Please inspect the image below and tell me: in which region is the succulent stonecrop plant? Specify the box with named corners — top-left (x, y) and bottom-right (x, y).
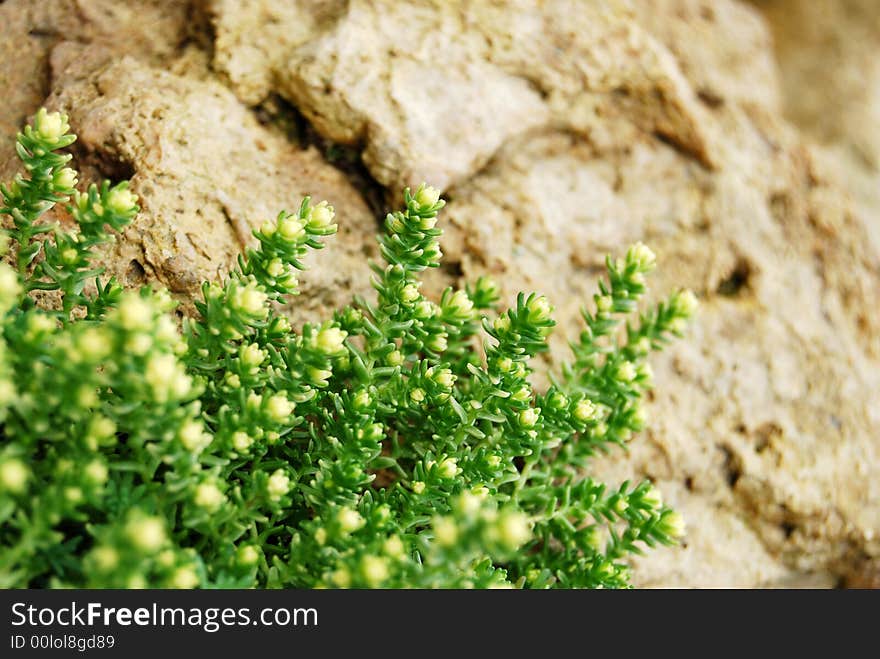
top-left (0, 109), bottom-right (696, 589)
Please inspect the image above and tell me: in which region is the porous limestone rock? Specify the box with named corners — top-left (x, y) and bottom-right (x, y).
top-left (0, 0), bottom-right (195, 181)
top-left (207, 0), bottom-right (717, 190)
top-left (44, 44), bottom-right (378, 323)
top-left (755, 0), bottom-right (880, 262)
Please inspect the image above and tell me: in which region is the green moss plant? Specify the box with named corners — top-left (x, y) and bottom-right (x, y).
top-left (0, 109), bottom-right (697, 588)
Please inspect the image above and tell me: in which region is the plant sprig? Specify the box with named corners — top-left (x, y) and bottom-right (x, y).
top-left (0, 109), bottom-right (696, 589)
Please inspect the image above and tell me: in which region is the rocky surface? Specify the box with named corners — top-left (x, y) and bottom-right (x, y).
top-left (2, 0), bottom-right (878, 587)
top-left (756, 0), bottom-right (880, 263)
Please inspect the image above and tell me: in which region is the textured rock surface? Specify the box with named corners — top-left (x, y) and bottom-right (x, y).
top-left (757, 0), bottom-right (880, 166)
top-left (1, 0), bottom-right (378, 324)
top-left (755, 0), bottom-right (880, 261)
top-left (0, 0), bottom-right (195, 181)
top-left (2, 0), bottom-right (879, 586)
top-left (208, 0), bottom-right (718, 190)
top-left (46, 44), bottom-right (378, 322)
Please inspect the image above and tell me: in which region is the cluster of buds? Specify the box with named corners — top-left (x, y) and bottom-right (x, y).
top-left (431, 495), bottom-right (532, 557)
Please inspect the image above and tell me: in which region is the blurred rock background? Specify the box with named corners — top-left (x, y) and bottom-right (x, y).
top-left (1, 0), bottom-right (878, 587)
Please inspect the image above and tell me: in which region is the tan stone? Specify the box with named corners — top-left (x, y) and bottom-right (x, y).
top-left (753, 0), bottom-right (880, 263)
top-left (207, 0), bottom-right (717, 190)
top-left (42, 40), bottom-right (378, 323)
top-left (756, 0), bottom-right (880, 166)
top-left (0, 0), bottom-right (195, 179)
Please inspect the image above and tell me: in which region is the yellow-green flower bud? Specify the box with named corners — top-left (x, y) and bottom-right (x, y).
top-left (548, 391), bottom-right (568, 410)
top-left (53, 167), bottom-right (78, 191)
top-left (145, 353), bottom-right (192, 403)
top-left (178, 419), bottom-right (211, 452)
top-left (658, 510), bottom-right (686, 538)
top-left (308, 366), bottom-right (332, 386)
top-left (360, 555), bottom-right (389, 587)
top-left (90, 546), bottom-right (119, 572)
top-left (437, 457), bottom-right (460, 479)
top-left (574, 399), bottom-right (598, 422)
top-left (239, 342), bottom-right (266, 369)
top-left (331, 568), bottom-right (351, 588)
top-left (116, 295), bottom-right (154, 331)
top-left (353, 390), bottom-right (372, 410)
top-left (383, 535), bottom-right (406, 560)
top-left (277, 215), bottom-right (305, 242)
top-left (628, 242), bottom-right (656, 271)
top-left (306, 201), bottom-right (335, 231)
top-left (518, 408), bottom-right (539, 428)
top-left (266, 469), bottom-right (291, 501)
top-left (230, 282), bottom-right (268, 318)
top-left (34, 109), bottom-right (69, 142)
top-left (316, 326), bottom-right (348, 355)
top-left (494, 315), bottom-right (511, 332)
top-left (671, 289), bottom-right (699, 317)
top-left (633, 336), bottom-right (652, 355)
top-left (337, 507), bottom-right (364, 534)
top-left (433, 516), bottom-right (458, 546)
top-left (643, 484), bottom-right (663, 511)
top-left (266, 258), bottom-right (285, 278)
top-left (526, 295), bottom-right (553, 324)
top-left (426, 332), bottom-right (447, 353)
top-left (444, 290), bottom-right (474, 318)
top-left (615, 361), bottom-right (637, 383)
top-left (236, 545), bottom-right (261, 567)
top-left (0, 458), bottom-right (29, 493)
top-left (84, 460), bottom-right (109, 486)
top-left (194, 482), bottom-right (225, 511)
top-left (497, 511), bottom-right (531, 550)
top-left (400, 284), bottom-right (420, 303)
top-left (266, 394), bottom-right (295, 423)
top-left (433, 368), bottom-right (455, 389)
top-left (106, 186), bottom-right (138, 215)
top-left (414, 300), bottom-right (436, 318)
top-left (511, 386), bottom-right (531, 402)
top-left (0, 263), bottom-right (22, 311)
top-left (88, 416), bottom-right (117, 445)
top-left (170, 566), bottom-right (199, 589)
top-left (630, 404), bottom-right (648, 429)
top-left (668, 317), bottom-right (687, 334)
top-left (231, 431), bottom-right (253, 453)
top-left (455, 492), bottom-right (481, 517)
top-left (126, 515), bottom-right (166, 552)
top-left (415, 184), bottom-right (441, 209)
top-left (495, 357), bottom-right (513, 372)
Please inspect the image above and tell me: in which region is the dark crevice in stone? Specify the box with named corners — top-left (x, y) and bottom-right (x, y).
top-left (256, 94), bottom-right (387, 222)
top-left (183, 0), bottom-right (216, 61)
top-left (125, 259), bottom-right (147, 287)
top-left (651, 130), bottom-right (711, 169)
top-left (75, 147), bottom-right (136, 184)
top-left (717, 258), bottom-right (752, 297)
top-left (441, 260), bottom-right (464, 281)
top-left (720, 445), bottom-right (742, 488)
top-left (697, 88), bottom-right (724, 109)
